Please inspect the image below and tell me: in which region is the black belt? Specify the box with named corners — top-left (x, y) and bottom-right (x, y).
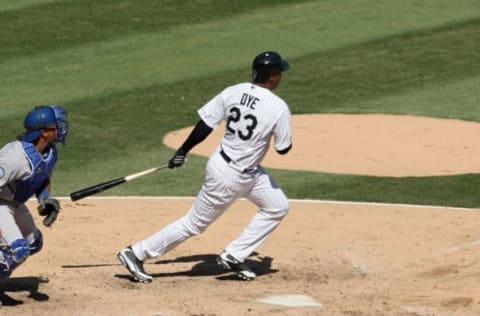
top-left (219, 149), bottom-right (256, 173)
top-left (219, 149), bottom-right (232, 163)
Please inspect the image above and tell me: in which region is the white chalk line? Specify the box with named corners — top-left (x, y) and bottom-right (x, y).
top-left (63, 195), bottom-right (479, 255)
top-left (257, 294), bottom-right (322, 307)
top-left (56, 196), bottom-right (478, 212)
top-left (446, 239), bottom-right (480, 253)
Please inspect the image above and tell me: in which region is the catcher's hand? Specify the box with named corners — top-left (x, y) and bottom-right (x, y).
top-left (168, 149), bottom-right (186, 169)
top-left (37, 197), bottom-right (61, 227)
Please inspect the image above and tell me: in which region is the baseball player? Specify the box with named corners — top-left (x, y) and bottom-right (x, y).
top-left (118, 51), bottom-right (292, 282)
top-left (0, 105), bottom-right (69, 286)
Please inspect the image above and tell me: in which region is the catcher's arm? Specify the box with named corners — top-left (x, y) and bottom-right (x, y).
top-left (35, 177), bottom-right (61, 227)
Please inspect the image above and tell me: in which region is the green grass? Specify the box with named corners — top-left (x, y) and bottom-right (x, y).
top-left (287, 18), bottom-right (480, 120)
top-left (1, 0), bottom-right (479, 207)
top-left (0, 0), bottom-right (60, 12)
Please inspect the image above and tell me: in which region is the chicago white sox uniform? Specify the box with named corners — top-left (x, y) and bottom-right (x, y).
top-left (132, 82), bottom-right (292, 263)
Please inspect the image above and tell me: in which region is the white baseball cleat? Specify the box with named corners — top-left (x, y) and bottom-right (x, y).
top-left (117, 246), bottom-right (153, 283)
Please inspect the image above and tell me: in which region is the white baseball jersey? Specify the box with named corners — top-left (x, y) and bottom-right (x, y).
top-left (199, 82), bottom-right (292, 170)
top-left (133, 82), bottom-right (292, 265)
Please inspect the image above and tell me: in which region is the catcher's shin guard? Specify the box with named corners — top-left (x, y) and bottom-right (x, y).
top-left (29, 231), bottom-right (43, 256)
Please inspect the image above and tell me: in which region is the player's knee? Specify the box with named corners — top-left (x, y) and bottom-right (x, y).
top-left (276, 195), bottom-right (290, 215)
top-left (11, 238), bottom-right (31, 264)
top-left (29, 231), bottom-right (43, 256)
top-left (264, 198), bottom-right (290, 219)
top-left (0, 238), bottom-right (31, 273)
top-left (280, 197), bottom-right (290, 216)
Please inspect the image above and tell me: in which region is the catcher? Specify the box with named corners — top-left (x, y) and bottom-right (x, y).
top-left (0, 105), bottom-right (69, 285)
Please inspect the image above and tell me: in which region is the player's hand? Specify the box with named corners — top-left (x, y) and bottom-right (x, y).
top-left (37, 197), bottom-right (61, 227)
top-left (168, 149), bottom-right (186, 169)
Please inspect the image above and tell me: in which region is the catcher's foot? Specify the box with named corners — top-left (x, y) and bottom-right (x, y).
top-left (117, 246), bottom-right (152, 283)
top-left (216, 251), bottom-right (256, 281)
top-left (0, 269), bottom-right (10, 286)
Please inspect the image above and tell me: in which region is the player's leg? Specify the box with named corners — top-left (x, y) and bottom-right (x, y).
top-left (223, 167), bottom-right (289, 264)
top-left (0, 204), bottom-right (32, 281)
top-left (15, 204), bottom-right (43, 256)
top-left (119, 152), bottom-right (244, 282)
top-left (132, 153), bottom-right (241, 261)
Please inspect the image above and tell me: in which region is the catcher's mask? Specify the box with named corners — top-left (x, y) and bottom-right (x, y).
top-left (50, 105), bottom-right (69, 144)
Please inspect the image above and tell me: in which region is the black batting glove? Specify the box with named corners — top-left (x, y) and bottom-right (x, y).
top-left (168, 149), bottom-right (186, 169)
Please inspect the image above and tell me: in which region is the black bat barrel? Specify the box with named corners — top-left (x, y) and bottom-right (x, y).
top-left (70, 177), bottom-right (126, 201)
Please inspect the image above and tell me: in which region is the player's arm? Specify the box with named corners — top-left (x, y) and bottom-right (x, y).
top-left (35, 176), bottom-right (61, 227)
top-left (273, 107), bottom-right (293, 155)
top-left (0, 150), bottom-right (29, 188)
top-left (168, 88), bottom-right (226, 169)
top-left (167, 120), bottom-right (213, 169)
top-left (35, 177), bottom-right (51, 201)
top-left (276, 144), bottom-right (292, 155)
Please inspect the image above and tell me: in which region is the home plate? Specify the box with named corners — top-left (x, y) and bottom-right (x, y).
top-left (257, 295), bottom-right (322, 307)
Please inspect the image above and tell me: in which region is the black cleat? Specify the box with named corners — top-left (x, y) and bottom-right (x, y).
top-left (216, 251), bottom-right (256, 280)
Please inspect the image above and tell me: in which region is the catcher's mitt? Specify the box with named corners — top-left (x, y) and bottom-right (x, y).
top-left (37, 197), bottom-right (61, 227)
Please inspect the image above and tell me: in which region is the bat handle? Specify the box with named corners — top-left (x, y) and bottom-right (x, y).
top-left (124, 164), bottom-right (169, 182)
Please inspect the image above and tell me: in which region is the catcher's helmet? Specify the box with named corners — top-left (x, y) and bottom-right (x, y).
top-left (252, 51), bottom-right (289, 82)
top-left (23, 106), bottom-right (57, 142)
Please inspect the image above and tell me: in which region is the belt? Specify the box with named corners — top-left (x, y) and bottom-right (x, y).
top-left (219, 150), bottom-right (256, 174)
top-left (219, 149), bottom-right (232, 163)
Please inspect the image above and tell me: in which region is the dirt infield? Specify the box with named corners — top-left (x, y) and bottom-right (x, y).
top-left (2, 198), bottom-right (479, 315)
top-left (164, 114), bottom-right (480, 177)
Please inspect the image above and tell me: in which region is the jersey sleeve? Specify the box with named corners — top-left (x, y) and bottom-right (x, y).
top-left (273, 106), bottom-right (292, 152)
top-left (197, 88), bottom-right (229, 129)
top-left (0, 149), bottom-right (27, 188)
top-left (0, 164), bottom-right (10, 188)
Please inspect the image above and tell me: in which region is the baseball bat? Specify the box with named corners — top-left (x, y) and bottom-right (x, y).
top-left (70, 164), bottom-right (169, 201)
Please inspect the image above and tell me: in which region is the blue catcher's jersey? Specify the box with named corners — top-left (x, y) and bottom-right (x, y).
top-left (13, 141), bottom-right (57, 203)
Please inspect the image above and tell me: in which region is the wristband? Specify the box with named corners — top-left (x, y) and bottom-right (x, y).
top-left (37, 189), bottom-right (50, 202)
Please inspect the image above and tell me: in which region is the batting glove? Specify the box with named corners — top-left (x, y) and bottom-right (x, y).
top-left (168, 149), bottom-right (186, 169)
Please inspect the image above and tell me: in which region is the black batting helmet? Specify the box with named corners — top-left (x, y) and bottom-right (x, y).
top-left (252, 51), bottom-right (289, 83)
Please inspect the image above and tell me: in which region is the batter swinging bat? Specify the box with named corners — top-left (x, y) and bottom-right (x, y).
top-left (70, 164), bottom-right (169, 201)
